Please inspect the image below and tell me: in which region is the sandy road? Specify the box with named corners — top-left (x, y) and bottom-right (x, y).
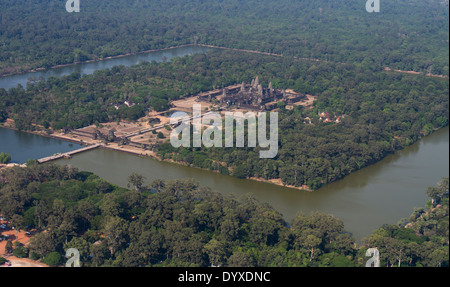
top-left (0, 257), bottom-right (47, 267)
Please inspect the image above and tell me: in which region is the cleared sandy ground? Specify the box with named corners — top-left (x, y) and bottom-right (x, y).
top-left (0, 257), bottom-right (47, 267)
top-left (0, 228), bottom-right (48, 267)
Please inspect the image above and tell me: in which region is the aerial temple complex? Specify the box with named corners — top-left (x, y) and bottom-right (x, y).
top-left (196, 77), bottom-right (307, 111)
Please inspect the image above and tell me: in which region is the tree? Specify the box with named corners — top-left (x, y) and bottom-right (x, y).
top-left (0, 153), bottom-right (11, 164)
top-left (4, 240), bottom-right (13, 254)
top-left (277, 101), bottom-right (286, 110)
top-left (219, 218), bottom-right (239, 241)
top-left (90, 242), bottom-right (109, 267)
top-left (328, 233), bottom-right (355, 256)
top-left (0, 110), bottom-right (7, 123)
top-left (302, 234), bottom-right (321, 262)
top-left (227, 252), bottom-right (256, 267)
top-left (385, 238), bottom-right (406, 267)
top-left (29, 231), bottom-right (56, 258)
top-left (127, 173), bottom-right (146, 192)
top-left (103, 216), bottom-right (128, 256)
top-left (10, 214), bottom-right (24, 231)
top-left (233, 165), bottom-right (247, 179)
top-left (100, 194), bottom-right (121, 218)
top-left (43, 252), bottom-right (62, 267)
top-left (64, 237), bottom-right (90, 265)
top-left (427, 247), bottom-right (449, 267)
top-left (26, 159), bottom-right (38, 167)
top-left (426, 177), bottom-right (449, 206)
top-left (150, 179), bottom-right (166, 192)
top-left (58, 208), bottom-right (78, 244)
top-left (34, 200), bottom-right (50, 230)
top-left (93, 178), bottom-right (113, 194)
top-left (13, 246), bottom-right (27, 258)
top-left (248, 218), bottom-right (281, 246)
top-left (291, 211), bottom-right (345, 245)
top-left (76, 200), bottom-right (97, 231)
top-left (330, 256), bottom-right (354, 267)
top-left (204, 239), bottom-right (227, 267)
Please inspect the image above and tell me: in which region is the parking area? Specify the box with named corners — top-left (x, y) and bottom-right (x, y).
top-left (0, 218), bottom-right (47, 267)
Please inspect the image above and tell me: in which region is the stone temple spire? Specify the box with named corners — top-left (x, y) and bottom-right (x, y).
top-left (258, 84), bottom-right (263, 96)
top-left (254, 76), bottom-right (259, 88)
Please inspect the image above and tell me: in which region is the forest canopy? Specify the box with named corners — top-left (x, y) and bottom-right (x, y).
top-left (0, 164), bottom-right (447, 267)
top-left (0, 0), bottom-right (448, 76)
top-left (0, 0), bottom-right (448, 270)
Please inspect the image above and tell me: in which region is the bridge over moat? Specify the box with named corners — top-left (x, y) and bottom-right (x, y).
top-left (37, 144), bottom-right (102, 164)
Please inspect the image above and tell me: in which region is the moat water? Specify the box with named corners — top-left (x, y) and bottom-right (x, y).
top-left (0, 128), bottom-right (84, 164)
top-left (53, 126), bottom-right (449, 241)
top-left (0, 45), bottom-right (211, 91)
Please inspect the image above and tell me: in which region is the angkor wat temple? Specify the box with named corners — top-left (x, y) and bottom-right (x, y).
top-left (196, 77), bottom-right (306, 111)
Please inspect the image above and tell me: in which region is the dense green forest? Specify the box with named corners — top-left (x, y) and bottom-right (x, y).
top-left (0, 164), bottom-right (447, 267)
top-left (0, 49), bottom-right (447, 189)
top-left (0, 0), bottom-right (448, 269)
top-left (0, 0), bottom-right (448, 76)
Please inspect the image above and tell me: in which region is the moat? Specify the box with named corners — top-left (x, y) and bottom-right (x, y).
top-left (2, 123), bottom-right (447, 241)
top-left (1, 46), bottom-right (448, 241)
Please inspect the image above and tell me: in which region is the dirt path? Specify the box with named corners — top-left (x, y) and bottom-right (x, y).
top-left (0, 257), bottom-right (47, 267)
top-left (383, 67), bottom-right (449, 79)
